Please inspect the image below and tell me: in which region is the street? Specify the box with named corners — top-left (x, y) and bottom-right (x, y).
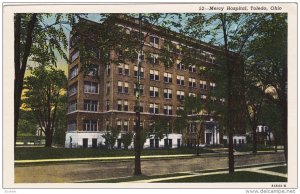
top-left (14, 152), bottom-right (285, 183)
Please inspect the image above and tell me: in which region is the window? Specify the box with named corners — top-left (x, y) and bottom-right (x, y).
top-left (149, 103), bottom-right (159, 114)
top-left (117, 100), bottom-right (122, 111)
top-left (150, 36), bottom-right (159, 48)
top-left (134, 66), bottom-right (144, 78)
top-left (68, 100), bottom-right (77, 113)
top-left (175, 45), bottom-right (182, 54)
top-left (124, 82), bottom-right (129, 94)
top-left (67, 121), bottom-right (76, 131)
top-left (124, 100), bottom-right (129, 111)
top-left (150, 86), bottom-right (159, 97)
top-left (84, 81), bottom-right (98, 93)
top-left (118, 64), bottom-right (123, 75)
top-left (117, 120), bottom-right (122, 130)
top-left (139, 102), bottom-right (144, 112)
top-left (177, 60), bottom-right (185, 70)
top-left (83, 120), bottom-right (97, 131)
top-left (71, 50), bottom-right (79, 62)
top-left (177, 106), bottom-right (184, 111)
top-left (87, 65), bottom-right (98, 76)
top-left (70, 33), bottom-right (78, 47)
top-left (177, 75), bottom-right (185, 86)
top-left (68, 82), bottom-right (77, 96)
top-left (164, 73), bottom-right (172, 83)
top-left (177, 91), bottom-right (185, 101)
top-left (124, 64), bottom-right (129, 76)
top-left (134, 121), bottom-right (143, 130)
top-left (117, 81), bottom-right (129, 94)
top-left (105, 120), bottom-right (110, 130)
top-left (106, 82), bottom-right (110, 94)
top-left (123, 120), bottom-right (129, 131)
top-left (189, 92), bottom-right (196, 97)
top-left (69, 65), bottom-right (78, 79)
top-left (163, 105), bottom-right (173, 115)
top-left (210, 82), bottom-right (216, 90)
top-left (149, 53), bottom-right (159, 65)
top-left (189, 65), bottom-right (196, 72)
top-left (220, 98), bottom-right (225, 104)
top-left (164, 89), bottom-right (172, 99)
top-left (84, 100), bottom-right (98, 111)
top-left (134, 84), bottom-right (144, 96)
top-left (201, 95), bottom-right (207, 100)
top-left (106, 101), bottom-right (110, 111)
top-left (150, 69), bottom-right (159, 81)
top-left (210, 96), bottom-right (217, 104)
top-left (200, 80), bottom-right (207, 90)
top-left (189, 78), bottom-right (196, 88)
top-left (118, 81), bottom-right (123, 93)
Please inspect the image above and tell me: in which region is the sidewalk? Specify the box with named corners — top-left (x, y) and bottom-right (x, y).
top-left (124, 163), bottom-right (287, 183)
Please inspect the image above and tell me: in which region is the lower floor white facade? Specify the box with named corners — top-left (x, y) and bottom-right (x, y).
top-left (65, 132), bottom-right (183, 149)
top-left (223, 135), bottom-right (247, 145)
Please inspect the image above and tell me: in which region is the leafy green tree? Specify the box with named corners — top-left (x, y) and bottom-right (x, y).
top-left (245, 13), bottom-right (287, 162)
top-left (22, 66), bottom-right (67, 147)
top-left (102, 127), bottom-right (121, 149)
top-left (14, 13), bottom-right (84, 145)
top-left (121, 132), bottom-right (134, 150)
top-left (245, 85), bottom-right (266, 153)
top-left (17, 109), bottom-right (37, 136)
top-left (149, 115), bottom-right (171, 148)
top-left (200, 13), bottom-right (270, 173)
top-left (260, 100), bottom-right (282, 152)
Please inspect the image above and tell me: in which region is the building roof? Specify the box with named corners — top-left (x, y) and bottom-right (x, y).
top-left (74, 14), bottom-right (236, 57)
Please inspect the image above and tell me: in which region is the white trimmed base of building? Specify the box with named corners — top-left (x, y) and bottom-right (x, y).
top-left (65, 132), bottom-right (182, 149)
top-left (223, 135), bottom-right (247, 145)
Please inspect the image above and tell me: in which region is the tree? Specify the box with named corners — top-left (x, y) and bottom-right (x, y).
top-left (17, 109), bottom-right (37, 136)
top-left (102, 127), bottom-right (121, 149)
top-left (245, 13), bottom-right (287, 162)
top-left (22, 66), bottom-right (67, 147)
top-left (14, 13), bottom-right (84, 145)
top-left (149, 115), bottom-right (171, 148)
top-left (260, 100), bottom-right (282, 152)
top-left (199, 13), bottom-right (269, 173)
top-left (122, 132), bottom-right (134, 150)
top-left (245, 85), bottom-right (265, 153)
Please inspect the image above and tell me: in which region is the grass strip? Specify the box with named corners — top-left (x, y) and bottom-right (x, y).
top-left (153, 171), bottom-right (287, 183)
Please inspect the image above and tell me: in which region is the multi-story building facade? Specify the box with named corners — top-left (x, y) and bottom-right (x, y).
top-left (65, 14), bottom-right (237, 149)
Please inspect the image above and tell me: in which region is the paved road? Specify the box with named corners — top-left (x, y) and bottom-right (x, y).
top-left (15, 152), bottom-right (285, 183)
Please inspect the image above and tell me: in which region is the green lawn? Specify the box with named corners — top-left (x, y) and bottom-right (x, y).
top-left (14, 146), bottom-right (214, 160)
top-left (154, 171), bottom-right (287, 183)
top-left (261, 166), bottom-right (287, 174)
top-left (235, 144), bottom-right (277, 152)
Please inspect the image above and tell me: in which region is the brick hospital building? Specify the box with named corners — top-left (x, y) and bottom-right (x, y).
top-left (65, 14), bottom-right (246, 148)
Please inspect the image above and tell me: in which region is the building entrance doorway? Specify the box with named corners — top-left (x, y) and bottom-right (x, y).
top-left (83, 138), bottom-right (88, 148)
top-left (206, 133), bottom-right (212, 144)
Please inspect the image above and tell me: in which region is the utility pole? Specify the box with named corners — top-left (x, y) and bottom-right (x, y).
top-left (134, 13), bottom-right (142, 176)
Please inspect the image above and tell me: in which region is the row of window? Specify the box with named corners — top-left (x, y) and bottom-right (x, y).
top-left (68, 95), bottom-right (224, 113)
top-left (115, 82), bottom-right (211, 99)
top-left (68, 81), bottom-right (99, 96)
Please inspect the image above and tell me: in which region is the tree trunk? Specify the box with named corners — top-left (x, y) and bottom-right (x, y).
top-left (14, 13), bottom-right (38, 146)
top-left (252, 126), bottom-right (257, 154)
top-left (45, 126), bottom-right (53, 147)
